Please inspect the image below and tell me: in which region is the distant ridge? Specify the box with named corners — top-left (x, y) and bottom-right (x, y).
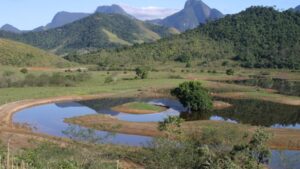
top-left (150, 0), bottom-right (224, 31)
top-left (33, 4), bottom-right (133, 31)
top-left (0, 13), bottom-right (178, 54)
top-left (0, 24), bottom-right (22, 34)
top-left (295, 5), bottom-right (300, 12)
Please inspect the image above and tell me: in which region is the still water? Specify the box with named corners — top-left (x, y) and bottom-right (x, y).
top-left (13, 97), bottom-right (300, 168)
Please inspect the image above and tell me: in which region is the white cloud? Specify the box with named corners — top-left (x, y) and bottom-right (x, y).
top-left (120, 4), bottom-right (179, 20)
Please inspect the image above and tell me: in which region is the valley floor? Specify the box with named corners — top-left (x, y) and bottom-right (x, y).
top-left (0, 66), bottom-right (299, 167)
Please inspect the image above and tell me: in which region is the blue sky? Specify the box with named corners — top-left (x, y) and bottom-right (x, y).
top-left (0, 0), bottom-right (299, 30)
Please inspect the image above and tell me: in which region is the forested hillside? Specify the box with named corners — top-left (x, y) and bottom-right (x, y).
top-left (0, 13), bottom-right (178, 54)
top-left (65, 31), bottom-right (235, 67)
top-left (68, 7), bottom-right (300, 70)
top-left (201, 7), bottom-right (300, 69)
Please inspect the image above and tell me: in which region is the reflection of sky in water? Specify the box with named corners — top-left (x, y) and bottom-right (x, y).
top-left (209, 116), bottom-right (238, 123)
top-left (13, 98), bottom-right (184, 145)
top-left (13, 102), bottom-right (152, 146)
top-left (269, 150), bottom-right (300, 169)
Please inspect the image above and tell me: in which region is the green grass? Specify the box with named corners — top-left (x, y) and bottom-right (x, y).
top-left (123, 102), bottom-right (165, 112)
top-left (0, 67), bottom-right (299, 106)
top-left (0, 38), bottom-right (72, 67)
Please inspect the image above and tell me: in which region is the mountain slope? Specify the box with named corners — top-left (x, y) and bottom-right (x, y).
top-left (66, 7), bottom-right (300, 70)
top-left (65, 30), bottom-right (235, 67)
top-left (0, 38), bottom-right (71, 67)
top-left (200, 7), bottom-right (300, 69)
top-left (152, 0), bottom-right (223, 31)
top-left (0, 13), bottom-right (178, 54)
top-left (0, 24), bottom-right (22, 34)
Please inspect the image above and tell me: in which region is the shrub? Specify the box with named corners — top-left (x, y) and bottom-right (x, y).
top-left (168, 75), bottom-right (183, 79)
top-left (226, 69), bottom-right (235, 75)
top-left (20, 68), bottom-right (28, 74)
top-left (222, 61), bottom-right (229, 66)
top-left (159, 116), bottom-right (184, 131)
top-left (104, 76), bottom-right (114, 83)
top-left (135, 67), bottom-right (148, 79)
top-left (171, 81), bottom-right (213, 113)
top-left (185, 62), bottom-right (191, 68)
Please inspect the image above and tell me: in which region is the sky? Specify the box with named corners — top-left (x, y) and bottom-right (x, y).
top-left (0, 0), bottom-right (299, 30)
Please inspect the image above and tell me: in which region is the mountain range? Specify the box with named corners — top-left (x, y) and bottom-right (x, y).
top-left (68, 7), bottom-right (300, 70)
top-left (149, 0), bottom-right (224, 31)
top-left (0, 12), bottom-right (178, 54)
top-left (0, 1), bottom-right (224, 33)
top-left (34, 4), bottom-right (134, 32)
top-left (0, 4), bottom-right (135, 33)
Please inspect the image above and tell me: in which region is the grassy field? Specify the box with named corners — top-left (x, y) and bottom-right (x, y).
top-left (0, 66), bottom-right (299, 106)
top-left (0, 38), bottom-right (72, 67)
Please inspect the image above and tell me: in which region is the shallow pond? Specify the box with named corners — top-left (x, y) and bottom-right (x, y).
top-left (12, 97), bottom-right (300, 168)
top-left (13, 98), bottom-right (181, 146)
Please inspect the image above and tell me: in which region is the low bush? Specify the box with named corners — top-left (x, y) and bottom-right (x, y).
top-left (0, 72), bottom-right (91, 88)
top-left (226, 69), bottom-right (235, 75)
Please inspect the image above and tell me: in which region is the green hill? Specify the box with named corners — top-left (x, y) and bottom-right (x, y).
top-left (0, 13), bottom-right (178, 54)
top-left (67, 7), bottom-right (300, 70)
top-left (200, 7), bottom-right (300, 69)
top-left (64, 30), bottom-right (235, 67)
top-left (0, 38), bottom-right (71, 67)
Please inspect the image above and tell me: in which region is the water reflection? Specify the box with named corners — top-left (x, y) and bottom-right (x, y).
top-left (269, 150), bottom-right (300, 169)
top-left (212, 98), bottom-right (300, 129)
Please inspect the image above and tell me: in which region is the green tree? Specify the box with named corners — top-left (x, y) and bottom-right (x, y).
top-left (135, 67), bottom-right (149, 79)
top-left (171, 81), bottom-right (213, 113)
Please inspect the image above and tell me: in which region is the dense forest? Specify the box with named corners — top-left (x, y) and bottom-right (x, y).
top-left (201, 7), bottom-right (300, 69)
top-left (0, 13), bottom-right (177, 54)
top-left (66, 7), bottom-right (300, 70)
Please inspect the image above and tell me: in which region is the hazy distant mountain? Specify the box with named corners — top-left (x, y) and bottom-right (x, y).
top-left (33, 4), bottom-right (133, 32)
top-left (0, 13), bottom-right (178, 54)
top-left (0, 24), bottom-right (22, 34)
top-left (295, 5), bottom-right (300, 12)
top-left (150, 0), bottom-right (223, 31)
top-left (95, 4), bottom-right (134, 18)
top-left (33, 12), bottom-right (89, 31)
top-left (45, 11), bottom-right (90, 30)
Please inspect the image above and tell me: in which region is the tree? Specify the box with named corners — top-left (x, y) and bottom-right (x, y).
top-left (135, 67), bottom-right (148, 79)
top-left (171, 81), bottom-right (213, 113)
